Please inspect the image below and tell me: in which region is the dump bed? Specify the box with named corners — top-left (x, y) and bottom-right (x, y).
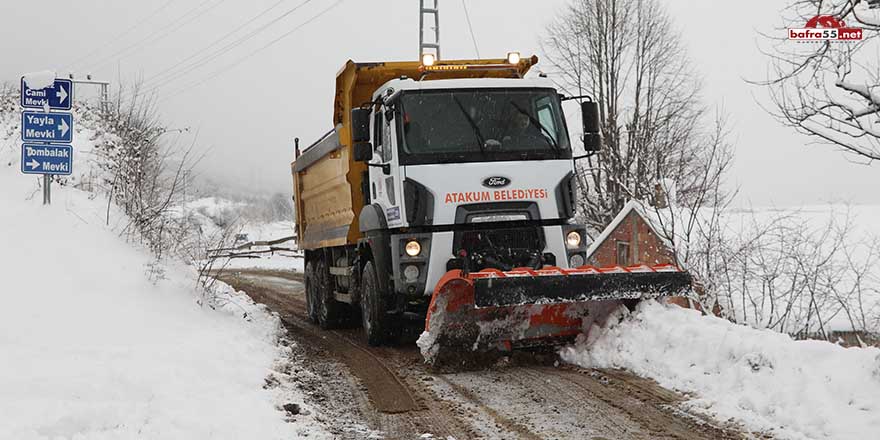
top-left (291, 57), bottom-right (538, 250)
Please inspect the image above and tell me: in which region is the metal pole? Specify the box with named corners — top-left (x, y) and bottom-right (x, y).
top-left (419, 0), bottom-right (441, 59)
top-left (43, 174), bottom-right (50, 205)
top-left (101, 83), bottom-right (109, 113)
top-left (69, 78), bottom-right (111, 113)
top-left (419, 0), bottom-right (425, 57)
top-left (434, 0), bottom-right (441, 60)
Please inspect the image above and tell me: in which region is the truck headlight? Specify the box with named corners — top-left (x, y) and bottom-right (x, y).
top-left (566, 231), bottom-right (582, 248)
top-left (569, 254), bottom-right (585, 268)
top-left (421, 53), bottom-right (436, 66)
top-left (405, 240), bottom-right (421, 257)
top-left (507, 51), bottom-right (521, 64)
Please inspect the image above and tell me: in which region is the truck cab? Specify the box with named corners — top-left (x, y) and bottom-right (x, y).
top-left (356, 77), bottom-right (588, 301)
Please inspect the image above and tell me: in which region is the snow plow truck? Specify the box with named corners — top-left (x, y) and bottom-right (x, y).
top-left (291, 54), bottom-right (692, 365)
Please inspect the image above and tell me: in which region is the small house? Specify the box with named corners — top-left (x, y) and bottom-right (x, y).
top-left (585, 200), bottom-right (701, 311)
top-left (585, 200), bottom-right (677, 268)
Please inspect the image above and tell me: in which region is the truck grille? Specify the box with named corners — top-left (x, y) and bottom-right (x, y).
top-left (454, 226), bottom-right (544, 271)
top-left (460, 227), bottom-right (541, 250)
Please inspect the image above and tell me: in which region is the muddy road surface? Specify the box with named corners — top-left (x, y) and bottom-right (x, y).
top-left (215, 269), bottom-right (748, 440)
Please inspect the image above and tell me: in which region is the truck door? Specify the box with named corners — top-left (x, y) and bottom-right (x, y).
top-left (369, 105), bottom-right (404, 228)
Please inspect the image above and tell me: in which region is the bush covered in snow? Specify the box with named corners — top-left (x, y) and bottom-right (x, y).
top-left (651, 202), bottom-right (880, 338)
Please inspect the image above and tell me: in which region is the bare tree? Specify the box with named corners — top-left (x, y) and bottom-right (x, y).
top-left (759, 0), bottom-right (880, 162)
top-left (92, 82), bottom-right (206, 267)
top-left (698, 205), bottom-right (880, 338)
top-left (543, 0), bottom-right (728, 230)
top-left (649, 112), bottom-right (736, 314)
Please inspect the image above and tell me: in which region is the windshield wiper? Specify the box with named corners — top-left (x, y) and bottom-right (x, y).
top-left (453, 96), bottom-right (487, 155)
top-left (509, 101), bottom-right (561, 158)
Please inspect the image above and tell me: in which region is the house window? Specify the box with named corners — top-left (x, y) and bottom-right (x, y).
top-left (616, 241), bottom-right (630, 266)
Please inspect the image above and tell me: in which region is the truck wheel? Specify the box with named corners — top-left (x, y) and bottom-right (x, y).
top-left (304, 261), bottom-right (319, 324)
top-left (361, 261), bottom-right (386, 346)
top-left (315, 258), bottom-right (342, 329)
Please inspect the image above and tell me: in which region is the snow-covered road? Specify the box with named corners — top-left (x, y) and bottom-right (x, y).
top-left (218, 268), bottom-right (745, 440)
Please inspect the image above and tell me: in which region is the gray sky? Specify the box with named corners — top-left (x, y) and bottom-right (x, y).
top-left (1, 0), bottom-right (877, 207)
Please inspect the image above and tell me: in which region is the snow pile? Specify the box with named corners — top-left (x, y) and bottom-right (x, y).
top-left (416, 295), bottom-right (447, 364)
top-left (561, 301), bottom-right (880, 439)
top-left (0, 101), bottom-right (328, 438)
top-left (22, 70), bottom-right (57, 89)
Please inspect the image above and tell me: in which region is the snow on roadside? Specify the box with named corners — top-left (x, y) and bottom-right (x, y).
top-left (560, 301), bottom-right (880, 440)
top-left (0, 106), bottom-right (329, 438)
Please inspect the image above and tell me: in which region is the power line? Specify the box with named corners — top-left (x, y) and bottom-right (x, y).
top-left (157, 0), bottom-right (345, 103)
top-left (461, 0), bottom-right (480, 58)
top-left (65, 0), bottom-right (176, 72)
top-left (87, 0), bottom-right (229, 72)
top-left (137, 0), bottom-right (314, 96)
top-left (140, 0), bottom-right (293, 88)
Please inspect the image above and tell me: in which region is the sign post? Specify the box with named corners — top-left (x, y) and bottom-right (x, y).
top-left (21, 144), bottom-right (73, 175)
top-left (20, 78), bottom-right (73, 111)
top-left (19, 75), bottom-right (75, 205)
top-left (21, 111), bottom-right (73, 143)
top-left (44, 175), bottom-right (50, 205)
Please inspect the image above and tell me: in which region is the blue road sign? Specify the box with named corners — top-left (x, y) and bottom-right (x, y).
top-left (21, 144), bottom-right (72, 175)
top-left (20, 77), bottom-right (73, 111)
top-left (21, 111), bottom-right (73, 143)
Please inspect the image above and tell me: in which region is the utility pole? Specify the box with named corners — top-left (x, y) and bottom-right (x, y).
top-left (419, 0), bottom-right (441, 60)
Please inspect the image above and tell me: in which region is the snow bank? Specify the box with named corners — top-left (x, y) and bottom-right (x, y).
top-left (561, 301), bottom-right (880, 440)
top-left (0, 103), bottom-right (328, 438)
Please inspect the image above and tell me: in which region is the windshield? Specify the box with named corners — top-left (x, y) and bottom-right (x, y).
top-left (396, 88), bottom-right (571, 165)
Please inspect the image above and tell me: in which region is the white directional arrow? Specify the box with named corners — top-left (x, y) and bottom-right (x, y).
top-left (56, 84), bottom-right (68, 104)
top-left (58, 118), bottom-right (69, 137)
top-left (27, 159), bottom-right (40, 170)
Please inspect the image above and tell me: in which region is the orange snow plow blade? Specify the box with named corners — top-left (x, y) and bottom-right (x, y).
top-left (419, 265), bottom-right (692, 366)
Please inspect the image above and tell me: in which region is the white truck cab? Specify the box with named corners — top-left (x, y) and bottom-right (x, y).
top-left (356, 77), bottom-right (587, 298)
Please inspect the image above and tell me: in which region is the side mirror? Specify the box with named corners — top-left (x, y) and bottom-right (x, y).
top-left (351, 108), bottom-right (371, 143)
top-left (581, 101), bottom-right (601, 152)
top-left (353, 142), bottom-right (373, 162)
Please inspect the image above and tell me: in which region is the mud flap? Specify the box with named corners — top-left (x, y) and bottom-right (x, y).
top-left (418, 265), bottom-right (692, 366)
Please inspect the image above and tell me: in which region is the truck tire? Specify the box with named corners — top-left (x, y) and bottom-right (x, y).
top-left (361, 261), bottom-right (386, 346)
top-left (315, 258), bottom-right (343, 329)
top-left (304, 261), bottom-right (319, 324)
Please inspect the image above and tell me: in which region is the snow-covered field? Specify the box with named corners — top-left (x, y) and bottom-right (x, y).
top-left (0, 106), bottom-right (328, 439)
top-left (211, 217), bottom-right (303, 272)
top-left (221, 253), bottom-right (304, 272)
top-left (562, 301), bottom-right (880, 440)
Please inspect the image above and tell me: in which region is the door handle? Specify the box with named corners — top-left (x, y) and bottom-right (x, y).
top-left (368, 163), bottom-right (392, 175)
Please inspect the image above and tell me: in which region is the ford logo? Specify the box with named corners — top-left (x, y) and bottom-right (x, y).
top-left (482, 176), bottom-right (511, 188)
